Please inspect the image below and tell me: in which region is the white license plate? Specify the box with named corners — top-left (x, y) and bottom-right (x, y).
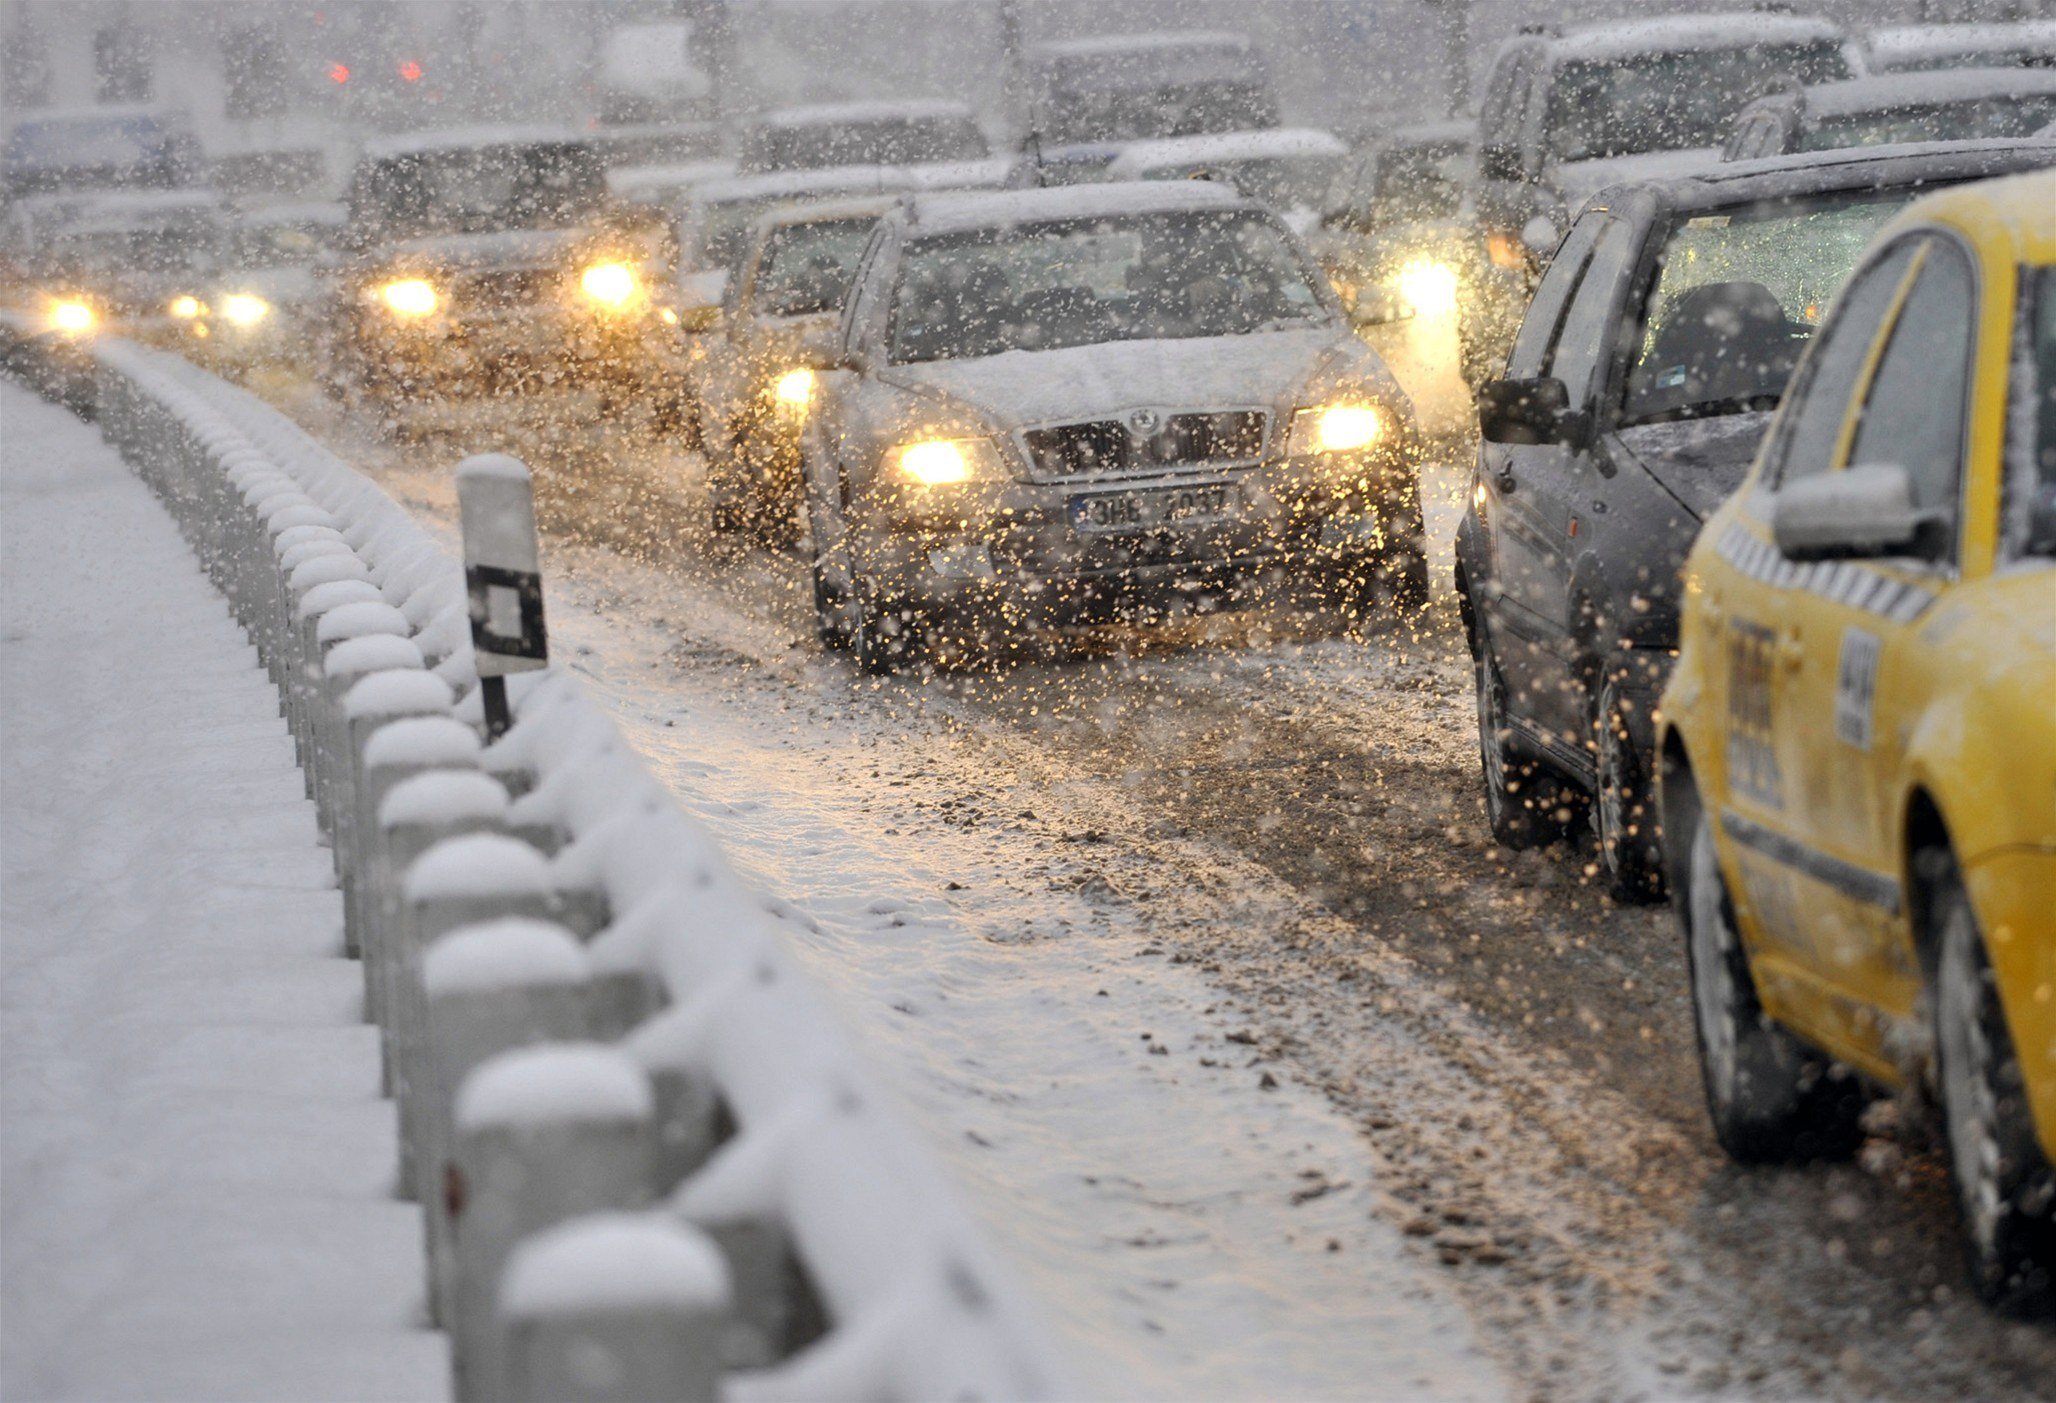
top-left (1069, 483), bottom-right (1240, 535)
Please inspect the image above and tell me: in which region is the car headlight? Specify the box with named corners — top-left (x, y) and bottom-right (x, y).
top-left (884, 436), bottom-right (1003, 487)
top-left (1394, 258), bottom-right (1459, 319)
top-left (221, 293), bottom-right (271, 328)
top-left (580, 260), bottom-right (640, 309)
top-left (169, 295), bottom-right (203, 320)
top-left (379, 278), bottom-right (439, 318)
top-left (48, 299), bottom-right (96, 336)
top-left (772, 367), bottom-right (815, 412)
top-left (1288, 403), bottom-right (1384, 456)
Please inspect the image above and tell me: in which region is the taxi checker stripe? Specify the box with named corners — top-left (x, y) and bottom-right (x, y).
top-left (1720, 809), bottom-right (1904, 915)
top-left (1715, 525), bottom-right (1936, 625)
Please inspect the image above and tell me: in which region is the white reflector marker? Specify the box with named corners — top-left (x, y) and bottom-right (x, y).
top-left (456, 454), bottom-right (547, 739)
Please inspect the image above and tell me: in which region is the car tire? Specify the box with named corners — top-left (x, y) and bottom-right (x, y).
top-left (1593, 674), bottom-right (1664, 903)
top-left (1474, 640), bottom-right (1572, 849)
top-left (1678, 789), bottom-right (1865, 1163)
top-left (1932, 862), bottom-right (2056, 1312)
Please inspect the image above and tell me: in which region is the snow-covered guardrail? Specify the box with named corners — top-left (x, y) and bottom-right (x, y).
top-left (1, 331), bottom-right (1071, 1403)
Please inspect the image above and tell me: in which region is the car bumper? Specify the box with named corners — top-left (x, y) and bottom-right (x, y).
top-left (353, 309), bottom-right (681, 395)
top-left (1963, 844), bottom-right (2056, 1164)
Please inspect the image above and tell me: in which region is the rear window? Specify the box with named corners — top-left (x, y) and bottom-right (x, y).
top-left (1547, 41), bottom-right (1854, 161)
top-left (353, 143), bottom-right (604, 239)
top-left (1803, 95), bottom-right (2056, 150)
top-left (743, 118), bottom-right (986, 173)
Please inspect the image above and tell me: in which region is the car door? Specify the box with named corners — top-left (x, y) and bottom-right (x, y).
top-left (1716, 238), bottom-right (1923, 985)
top-left (1771, 235), bottom-right (1976, 1016)
top-left (1486, 214), bottom-right (1637, 754)
top-left (800, 224), bottom-right (894, 593)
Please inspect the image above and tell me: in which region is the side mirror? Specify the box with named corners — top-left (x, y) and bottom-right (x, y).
top-left (1347, 284), bottom-right (1415, 329)
top-left (671, 268), bottom-right (728, 332)
top-left (1478, 376), bottom-right (1587, 448)
top-left (670, 301), bottom-right (721, 334)
top-left (1770, 464), bottom-right (1941, 561)
top-left (2023, 482), bottom-right (2056, 558)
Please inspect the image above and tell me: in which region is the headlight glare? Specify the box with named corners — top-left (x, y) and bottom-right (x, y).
top-left (772, 367), bottom-right (815, 411)
top-left (581, 260), bottom-right (639, 309)
top-left (1394, 259), bottom-right (1460, 319)
top-left (1289, 404), bottom-right (1383, 456)
top-left (380, 278), bottom-right (439, 318)
top-left (169, 295), bottom-right (203, 320)
top-left (48, 299), bottom-right (96, 335)
top-left (221, 293), bottom-right (271, 327)
top-left (886, 437), bottom-right (1000, 487)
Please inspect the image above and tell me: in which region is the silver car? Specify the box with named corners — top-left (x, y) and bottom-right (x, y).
top-left (798, 181), bottom-right (1426, 671)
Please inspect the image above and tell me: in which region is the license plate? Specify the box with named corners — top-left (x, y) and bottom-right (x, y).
top-left (1069, 483), bottom-right (1239, 535)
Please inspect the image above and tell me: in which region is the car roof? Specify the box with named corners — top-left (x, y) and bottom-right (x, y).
top-left (753, 99), bottom-right (974, 130)
top-left (693, 164), bottom-right (909, 206)
top-left (1105, 127), bottom-right (1346, 174)
top-left (1865, 21), bottom-right (2056, 69)
top-left (756, 194), bottom-right (901, 234)
top-left (360, 125), bottom-right (588, 161)
top-left (1786, 67), bottom-right (2056, 118)
top-left (1538, 12), bottom-right (1847, 65)
top-left (1880, 166), bottom-right (2056, 266)
top-left (606, 158), bottom-right (739, 198)
top-left (4, 103), bottom-right (183, 133)
top-left (56, 187), bottom-right (227, 222)
top-left (1027, 31), bottom-right (1252, 61)
top-left (1601, 138), bottom-right (2056, 214)
top-left (900, 179), bottom-right (1248, 237)
top-left (1382, 119), bottom-right (1475, 149)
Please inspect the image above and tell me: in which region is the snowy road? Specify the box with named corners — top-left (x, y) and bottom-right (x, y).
top-left (0, 385), bottom-right (446, 1403)
top-left (274, 381), bottom-right (2056, 1400)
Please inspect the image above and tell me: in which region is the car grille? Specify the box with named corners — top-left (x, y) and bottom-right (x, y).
top-left (456, 267), bottom-right (558, 309)
top-left (1022, 410), bottom-right (1266, 478)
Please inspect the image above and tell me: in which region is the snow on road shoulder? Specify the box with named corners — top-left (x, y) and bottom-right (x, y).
top-left (0, 384), bottom-right (445, 1403)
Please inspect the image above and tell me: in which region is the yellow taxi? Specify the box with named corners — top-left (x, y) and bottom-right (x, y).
top-left (1657, 168), bottom-right (2056, 1309)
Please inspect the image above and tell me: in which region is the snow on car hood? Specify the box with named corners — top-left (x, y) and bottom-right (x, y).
top-left (881, 328), bottom-right (1351, 429)
top-left (1552, 148), bottom-right (1723, 206)
top-left (1614, 410), bottom-right (1774, 520)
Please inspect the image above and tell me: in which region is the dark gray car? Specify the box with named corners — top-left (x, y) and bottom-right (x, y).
top-left (1453, 139), bottom-right (2055, 899)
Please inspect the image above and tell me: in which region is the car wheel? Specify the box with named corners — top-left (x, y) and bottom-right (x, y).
top-left (852, 581), bottom-right (924, 676)
top-left (1593, 674), bottom-right (1664, 903)
top-left (1474, 640), bottom-right (1571, 848)
top-left (1679, 790), bottom-right (1865, 1163)
top-left (1932, 863), bottom-right (2055, 1311)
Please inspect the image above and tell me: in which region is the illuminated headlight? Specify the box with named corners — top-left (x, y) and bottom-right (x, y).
top-left (580, 260), bottom-right (640, 309)
top-left (169, 295), bottom-right (203, 320)
top-left (884, 437), bottom-right (1002, 487)
top-left (379, 278), bottom-right (439, 318)
top-left (772, 367), bottom-right (815, 412)
top-left (1288, 404), bottom-right (1384, 456)
top-left (221, 293), bottom-right (271, 328)
top-left (1394, 259), bottom-right (1460, 319)
top-left (48, 299), bottom-right (96, 336)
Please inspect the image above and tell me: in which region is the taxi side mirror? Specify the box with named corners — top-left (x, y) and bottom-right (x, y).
top-left (1770, 464), bottom-right (1943, 561)
top-left (1478, 375), bottom-right (1588, 449)
top-left (670, 301), bottom-right (721, 334)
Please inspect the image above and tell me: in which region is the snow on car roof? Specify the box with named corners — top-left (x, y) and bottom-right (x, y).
top-left (693, 164), bottom-right (908, 206)
top-left (757, 194), bottom-right (902, 233)
top-left (1865, 21), bottom-right (2056, 69)
top-left (896, 156), bottom-right (1015, 191)
top-left (1545, 12), bottom-right (1847, 64)
top-left (754, 99), bottom-right (975, 129)
top-left (3, 102), bottom-right (180, 134)
top-left (606, 158), bottom-right (738, 199)
top-left (236, 200), bottom-right (346, 229)
top-left (1385, 119), bottom-right (1476, 148)
top-left (1792, 67), bottom-right (2056, 118)
top-left (361, 125), bottom-right (588, 161)
top-left (1028, 31), bottom-right (1252, 60)
top-left (1105, 128), bottom-right (1347, 176)
top-left (903, 179), bottom-right (1247, 237)
top-left (54, 187), bottom-right (228, 223)
top-left (1626, 138), bottom-right (2056, 205)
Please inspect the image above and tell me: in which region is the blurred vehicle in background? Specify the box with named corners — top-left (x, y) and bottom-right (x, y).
top-left (1024, 32), bottom-right (1279, 151)
top-left (737, 101), bottom-right (988, 175)
top-left (1475, 14), bottom-right (1859, 278)
top-left (1102, 127), bottom-right (1347, 231)
top-left (696, 196), bottom-right (898, 540)
top-left (606, 157), bottom-right (739, 224)
top-left (2, 104), bottom-right (202, 199)
top-left (29, 188), bottom-right (229, 347)
top-left (331, 126), bottom-right (682, 427)
top-left (1725, 69), bottom-right (2056, 160)
top-left (208, 141), bottom-right (339, 206)
top-left (185, 201), bottom-right (346, 379)
top-left (1862, 20), bottom-right (2056, 74)
top-left (1454, 140), bottom-right (2052, 900)
top-left (795, 181), bottom-right (1425, 672)
top-left (583, 121), bottom-right (721, 172)
top-left (1311, 120), bottom-right (1524, 425)
top-left (1659, 169), bottom-right (2056, 1311)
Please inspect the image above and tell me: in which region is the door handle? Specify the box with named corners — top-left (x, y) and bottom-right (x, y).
top-left (1777, 626), bottom-right (1805, 671)
top-left (1495, 469), bottom-right (1517, 493)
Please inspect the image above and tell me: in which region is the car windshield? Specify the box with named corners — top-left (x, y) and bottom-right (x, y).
top-left (1803, 95), bottom-right (2056, 151)
top-left (888, 209), bottom-right (1328, 364)
top-left (754, 217), bottom-right (877, 317)
top-left (1548, 42), bottom-right (1853, 161)
top-left (1622, 190), bottom-right (1918, 425)
top-left (355, 144), bottom-right (604, 238)
top-left (696, 197), bottom-right (784, 271)
top-left (2013, 264), bottom-right (2056, 560)
top-left (747, 118), bottom-right (985, 172)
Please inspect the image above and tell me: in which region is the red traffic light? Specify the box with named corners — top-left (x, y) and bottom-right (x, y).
top-left (398, 59), bottom-right (423, 82)
top-left (327, 62), bottom-right (351, 84)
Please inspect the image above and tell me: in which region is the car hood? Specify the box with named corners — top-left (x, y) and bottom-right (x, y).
top-left (1552, 147), bottom-right (1723, 205)
top-left (1613, 411), bottom-right (1774, 521)
top-left (1976, 568), bottom-right (2056, 659)
top-left (388, 226), bottom-right (590, 272)
top-left (880, 328), bottom-right (1350, 429)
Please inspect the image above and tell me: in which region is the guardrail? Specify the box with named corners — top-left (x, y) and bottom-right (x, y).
top-left (2, 325), bottom-right (1071, 1402)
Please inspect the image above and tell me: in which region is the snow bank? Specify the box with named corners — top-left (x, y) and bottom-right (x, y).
top-left (499, 1213), bottom-right (729, 1320)
top-left (423, 919), bottom-right (589, 997)
top-left (456, 1043), bottom-right (653, 1132)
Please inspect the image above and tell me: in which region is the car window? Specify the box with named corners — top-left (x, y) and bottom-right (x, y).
top-left (1803, 95), bottom-right (2056, 151)
top-left (1545, 216), bottom-right (1636, 405)
top-left (1767, 241), bottom-right (1921, 487)
top-left (1846, 239), bottom-right (1976, 552)
top-left (1544, 41), bottom-right (1852, 162)
top-left (1480, 47), bottom-right (1538, 161)
top-left (2005, 263), bottom-right (2056, 560)
top-left (1505, 214), bottom-right (1603, 379)
top-left (754, 216), bottom-right (879, 318)
top-left (1621, 191), bottom-right (1917, 426)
